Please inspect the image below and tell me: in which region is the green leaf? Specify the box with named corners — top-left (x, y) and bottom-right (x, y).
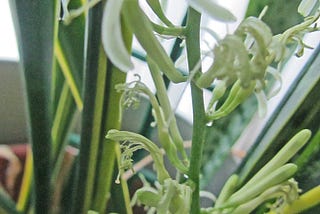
top-left (71, 2), bottom-right (108, 213)
top-left (0, 188), bottom-right (21, 214)
top-left (71, 2), bottom-right (132, 214)
top-left (9, 1), bottom-right (60, 213)
top-left (52, 0), bottom-right (85, 168)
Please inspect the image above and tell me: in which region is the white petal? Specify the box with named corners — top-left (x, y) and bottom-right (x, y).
top-left (187, 0), bottom-right (236, 22)
top-left (298, 0), bottom-right (318, 17)
top-left (102, 0), bottom-right (134, 72)
top-left (255, 90), bottom-right (267, 117)
top-left (266, 66), bottom-right (282, 99)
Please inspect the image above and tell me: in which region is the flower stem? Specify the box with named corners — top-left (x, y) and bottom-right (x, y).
top-left (185, 8), bottom-right (207, 214)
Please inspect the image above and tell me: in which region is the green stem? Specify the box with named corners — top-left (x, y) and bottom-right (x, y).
top-left (146, 0), bottom-right (174, 27)
top-left (185, 8), bottom-right (206, 214)
top-left (132, 83), bottom-right (188, 173)
top-left (151, 22), bottom-right (186, 37)
top-left (147, 57), bottom-right (188, 161)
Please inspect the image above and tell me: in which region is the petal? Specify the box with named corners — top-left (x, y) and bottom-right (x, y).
top-left (135, 187), bottom-right (162, 207)
top-left (255, 90), bottom-right (267, 117)
top-left (101, 0), bottom-right (134, 72)
top-left (298, 0), bottom-right (318, 17)
top-left (187, 0), bottom-right (237, 22)
top-left (266, 66), bottom-right (282, 99)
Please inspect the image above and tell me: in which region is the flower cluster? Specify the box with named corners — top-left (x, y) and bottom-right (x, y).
top-left (198, 8), bottom-right (319, 120)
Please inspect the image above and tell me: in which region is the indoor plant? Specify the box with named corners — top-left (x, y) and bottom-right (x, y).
top-left (4, 0), bottom-right (320, 213)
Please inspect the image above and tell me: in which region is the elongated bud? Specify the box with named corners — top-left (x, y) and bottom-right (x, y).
top-left (240, 129), bottom-right (311, 189)
top-left (215, 174), bottom-right (239, 207)
top-left (207, 80), bottom-right (255, 120)
top-left (206, 80), bottom-right (227, 114)
top-left (225, 164), bottom-right (297, 207)
top-left (122, 0), bottom-right (187, 83)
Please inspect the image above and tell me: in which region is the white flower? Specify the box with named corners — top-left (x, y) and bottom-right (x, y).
top-left (187, 0), bottom-right (236, 22)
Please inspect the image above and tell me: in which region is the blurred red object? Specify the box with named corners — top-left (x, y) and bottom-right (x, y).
top-left (0, 144), bottom-right (28, 201)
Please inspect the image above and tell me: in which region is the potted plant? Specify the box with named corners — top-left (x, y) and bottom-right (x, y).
top-left (3, 0), bottom-right (320, 213)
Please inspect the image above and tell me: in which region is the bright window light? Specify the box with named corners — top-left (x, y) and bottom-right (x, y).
top-left (0, 0), bottom-right (19, 61)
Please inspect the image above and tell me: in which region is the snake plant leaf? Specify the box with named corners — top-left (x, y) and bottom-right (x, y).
top-left (52, 0), bottom-right (85, 163)
top-left (246, 0), bottom-right (304, 35)
top-left (54, 33), bottom-right (84, 112)
top-left (71, 2), bottom-right (109, 213)
top-left (91, 12), bottom-right (134, 214)
top-left (70, 2), bottom-right (133, 213)
top-left (51, 81), bottom-right (76, 161)
top-left (0, 189), bottom-right (21, 214)
top-left (9, 0), bottom-right (59, 213)
top-left (187, 0), bottom-right (236, 22)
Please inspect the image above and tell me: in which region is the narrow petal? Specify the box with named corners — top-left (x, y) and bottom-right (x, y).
top-left (187, 0), bottom-right (237, 22)
top-left (255, 90), bottom-right (267, 117)
top-left (266, 66), bottom-right (283, 99)
top-left (101, 0), bottom-right (134, 72)
top-left (298, 0), bottom-right (318, 17)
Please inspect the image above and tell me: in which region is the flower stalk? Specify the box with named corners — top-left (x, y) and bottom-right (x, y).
top-left (185, 7), bottom-right (207, 214)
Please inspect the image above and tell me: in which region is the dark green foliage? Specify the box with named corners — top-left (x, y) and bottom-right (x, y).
top-left (246, 0), bottom-right (303, 34)
top-left (9, 1), bottom-right (59, 213)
